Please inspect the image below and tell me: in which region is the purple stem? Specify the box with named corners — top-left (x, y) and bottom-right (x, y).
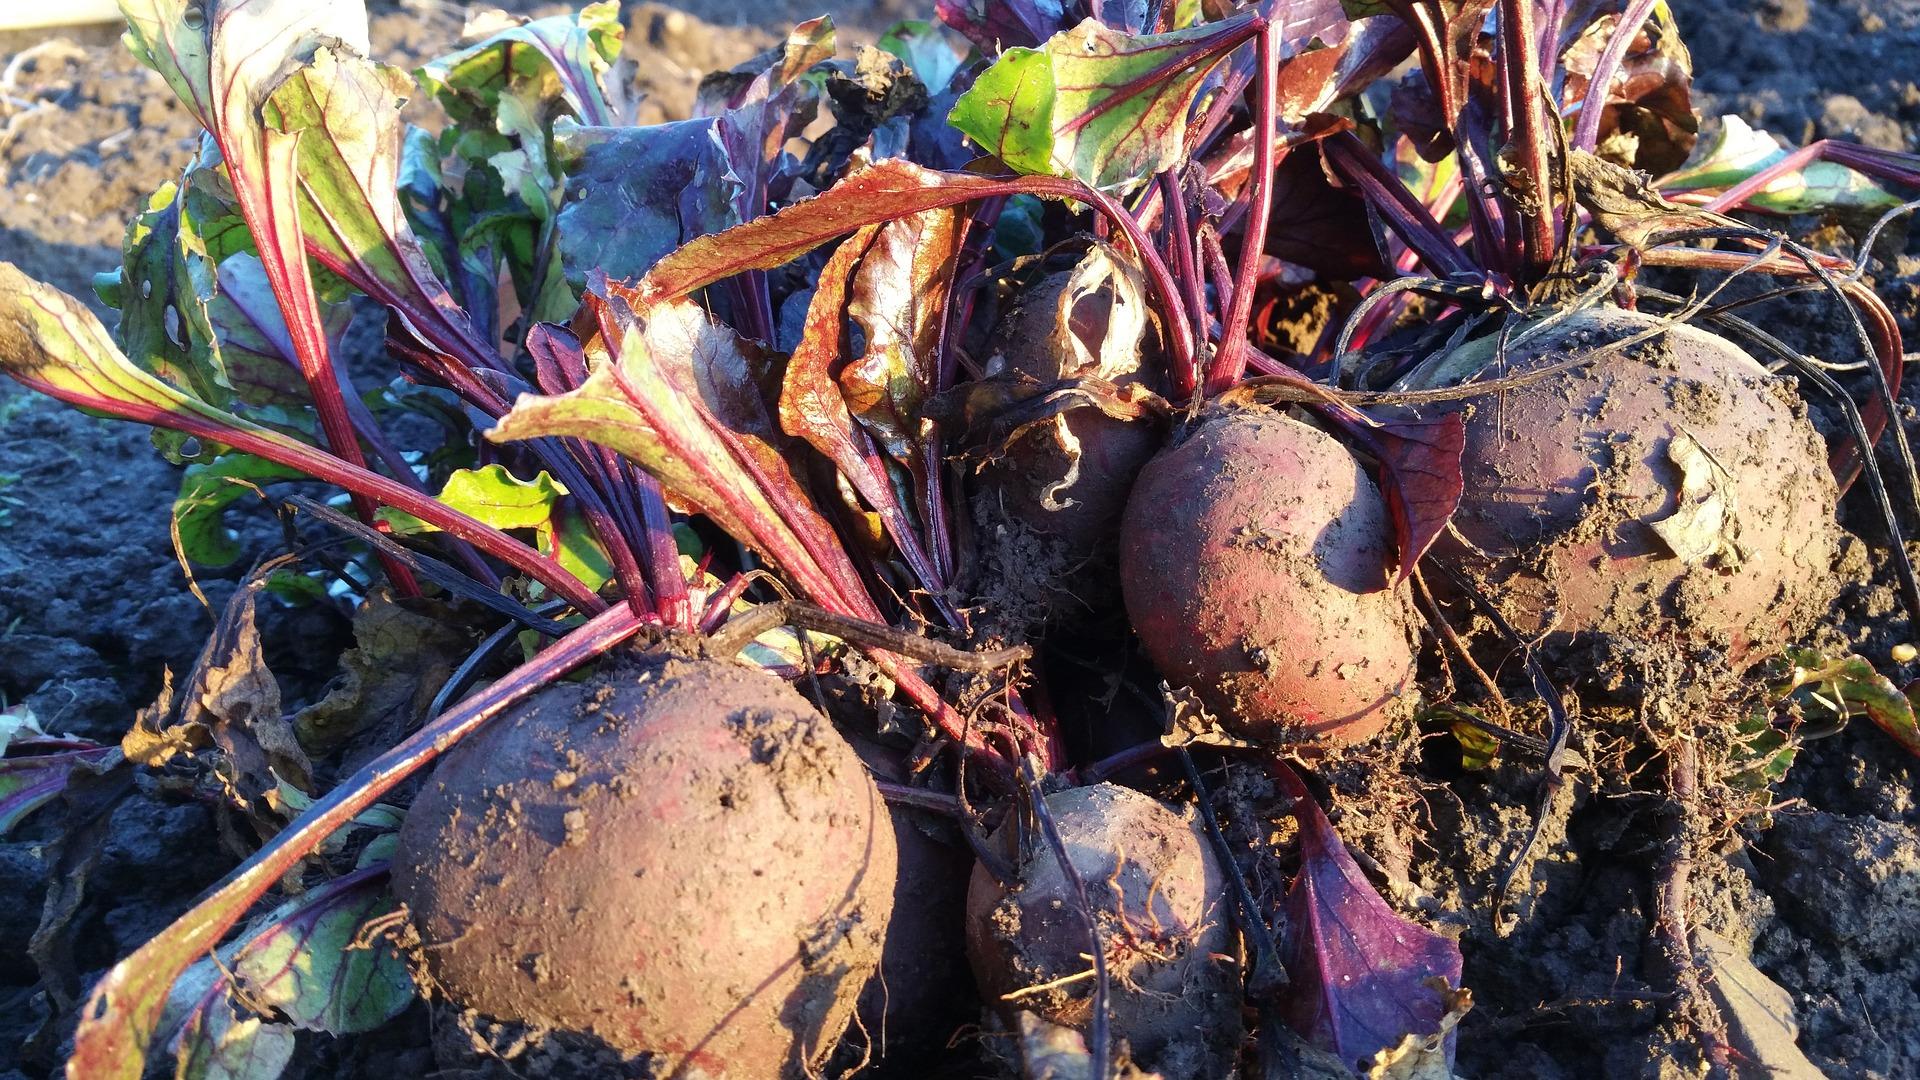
top-left (1571, 0), bottom-right (1659, 153)
top-left (1323, 132), bottom-right (1475, 278)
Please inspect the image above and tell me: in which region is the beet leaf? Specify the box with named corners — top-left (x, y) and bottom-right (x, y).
top-left (1274, 763), bottom-right (1465, 1071)
top-left (948, 14), bottom-right (1257, 192)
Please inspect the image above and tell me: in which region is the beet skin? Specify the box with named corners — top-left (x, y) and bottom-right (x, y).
top-left (1120, 409), bottom-right (1420, 744)
top-left (393, 655), bottom-right (896, 1078)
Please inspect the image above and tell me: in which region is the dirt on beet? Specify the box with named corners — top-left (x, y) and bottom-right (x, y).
top-left (3, 1), bottom-right (1920, 1079)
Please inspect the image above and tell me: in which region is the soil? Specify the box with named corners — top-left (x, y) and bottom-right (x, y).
top-left (0, 1), bottom-right (1918, 1079)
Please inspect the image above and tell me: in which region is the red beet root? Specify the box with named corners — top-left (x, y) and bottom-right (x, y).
top-left (393, 655), bottom-right (895, 1078)
top-left (965, 783), bottom-right (1241, 1079)
top-left (1120, 408), bottom-right (1421, 744)
top-left (1426, 307), bottom-right (1841, 659)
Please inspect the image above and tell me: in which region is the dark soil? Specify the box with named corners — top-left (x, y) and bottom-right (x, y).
top-left (0, 1), bottom-right (1918, 1079)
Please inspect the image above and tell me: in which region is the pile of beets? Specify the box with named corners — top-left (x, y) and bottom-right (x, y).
top-left (7, 0), bottom-right (1920, 1077)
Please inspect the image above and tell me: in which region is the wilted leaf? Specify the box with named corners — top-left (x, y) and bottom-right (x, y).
top-left (785, 226), bottom-right (956, 606)
top-left (1560, 4), bottom-right (1697, 173)
top-left (1660, 115), bottom-right (1904, 214)
top-left (1649, 431), bottom-right (1748, 568)
top-left (1276, 764), bottom-right (1466, 1070)
top-left (294, 592), bottom-right (474, 757)
top-left (195, 580), bottom-right (309, 809)
top-left (842, 207), bottom-right (965, 478)
top-left (630, 158), bottom-right (1074, 310)
top-left (948, 16), bottom-right (1254, 192)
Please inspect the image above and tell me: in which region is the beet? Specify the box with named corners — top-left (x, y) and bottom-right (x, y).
top-left (393, 656), bottom-right (895, 1077)
top-left (974, 267), bottom-right (1161, 558)
top-left (1119, 409), bottom-right (1421, 744)
top-left (964, 783), bottom-right (1241, 1079)
top-left (843, 738), bottom-right (976, 1074)
top-left (1424, 307), bottom-right (1841, 659)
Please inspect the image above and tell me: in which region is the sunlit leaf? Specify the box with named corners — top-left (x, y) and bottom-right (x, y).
top-left (948, 15), bottom-right (1255, 191)
top-left (262, 44), bottom-right (499, 374)
top-left (418, 1), bottom-right (624, 129)
top-left (489, 298), bottom-right (867, 613)
top-left (1660, 115), bottom-right (1904, 214)
top-left (1776, 648), bottom-right (1920, 759)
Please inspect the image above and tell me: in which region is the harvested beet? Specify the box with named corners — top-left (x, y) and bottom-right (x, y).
top-left (842, 738), bottom-right (976, 1074)
top-left (1423, 307), bottom-right (1841, 659)
top-left (1120, 408), bottom-right (1421, 744)
top-left (965, 783), bottom-right (1241, 1079)
top-left (393, 655), bottom-right (896, 1078)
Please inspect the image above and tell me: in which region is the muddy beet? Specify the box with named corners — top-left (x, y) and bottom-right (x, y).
top-left (393, 654), bottom-right (895, 1078)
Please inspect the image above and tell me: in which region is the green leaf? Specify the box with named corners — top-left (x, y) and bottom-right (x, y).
top-left (261, 45), bottom-right (498, 372)
top-left (172, 996), bottom-right (295, 1080)
top-left (1660, 115), bottom-right (1903, 214)
top-left (949, 47), bottom-right (1055, 174)
top-left (169, 867), bottom-right (413, 1080)
top-left (232, 871), bottom-right (414, 1032)
top-left (114, 178), bottom-right (229, 404)
top-left (1727, 711), bottom-right (1797, 791)
top-left (947, 15), bottom-right (1253, 192)
top-left (1776, 648), bottom-right (1920, 759)
top-left (174, 455), bottom-right (308, 568)
top-left (417, 1), bottom-right (624, 129)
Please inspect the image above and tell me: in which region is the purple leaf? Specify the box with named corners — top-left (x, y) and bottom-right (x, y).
top-left (555, 118), bottom-right (715, 286)
top-left (935, 0), bottom-right (1077, 53)
top-left (1339, 408), bottom-right (1466, 581)
top-left (0, 747), bottom-right (115, 837)
top-left (1274, 762), bottom-right (1464, 1071)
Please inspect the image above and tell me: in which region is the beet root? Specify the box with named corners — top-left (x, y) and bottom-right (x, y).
top-left (1426, 306), bottom-right (1841, 659)
top-left (393, 656), bottom-right (896, 1078)
top-left (1120, 408), bottom-right (1421, 744)
top-left (974, 260), bottom-right (1160, 557)
top-left (965, 783), bottom-right (1242, 1079)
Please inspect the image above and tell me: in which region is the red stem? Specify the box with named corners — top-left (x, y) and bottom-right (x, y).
top-left (13, 371), bottom-right (608, 614)
top-left (1205, 20), bottom-right (1280, 395)
top-left (1499, 0), bottom-right (1556, 283)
